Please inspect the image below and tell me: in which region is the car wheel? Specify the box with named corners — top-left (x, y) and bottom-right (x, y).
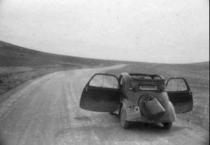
top-left (162, 122), bottom-right (172, 129)
top-left (120, 107), bottom-right (130, 129)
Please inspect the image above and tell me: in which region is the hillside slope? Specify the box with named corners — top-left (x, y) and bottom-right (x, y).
top-left (0, 40), bottom-right (121, 98)
top-left (0, 40), bottom-right (118, 67)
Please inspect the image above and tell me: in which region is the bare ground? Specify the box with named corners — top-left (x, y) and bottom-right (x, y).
top-left (0, 65), bottom-right (208, 145)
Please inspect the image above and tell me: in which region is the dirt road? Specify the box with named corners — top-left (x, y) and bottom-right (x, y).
top-left (0, 66), bottom-right (208, 145)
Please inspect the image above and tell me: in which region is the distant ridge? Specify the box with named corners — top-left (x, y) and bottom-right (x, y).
top-left (0, 40), bottom-right (208, 67)
top-left (0, 40), bottom-right (119, 67)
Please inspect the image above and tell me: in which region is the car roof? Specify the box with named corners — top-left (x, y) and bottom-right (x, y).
top-left (129, 73), bottom-right (164, 79)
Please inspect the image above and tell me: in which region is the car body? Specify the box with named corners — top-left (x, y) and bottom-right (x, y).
top-left (80, 72), bottom-right (193, 129)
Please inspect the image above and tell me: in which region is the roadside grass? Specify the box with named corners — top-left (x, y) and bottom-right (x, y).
top-left (107, 62), bottom-right (209, 130)
top-left (0, 65), bottom-right (78, 103)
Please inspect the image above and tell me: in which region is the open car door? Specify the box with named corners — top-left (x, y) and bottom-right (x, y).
top-left (80, 73), bottom-right (120, 112)
top-left (166, 77), bottom-right (193, 113)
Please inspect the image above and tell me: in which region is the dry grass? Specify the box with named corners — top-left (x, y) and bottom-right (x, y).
top-left (0, 66), bottom-right (76, 102)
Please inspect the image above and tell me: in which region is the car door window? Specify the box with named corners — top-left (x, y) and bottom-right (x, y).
top-left (166, 78), bottom-right (188, 91)
top-left (89, 74), bottom-right (119, 89)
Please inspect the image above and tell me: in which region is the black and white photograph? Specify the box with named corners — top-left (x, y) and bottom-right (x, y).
top-left (0, 0), bottom-right (209, 145)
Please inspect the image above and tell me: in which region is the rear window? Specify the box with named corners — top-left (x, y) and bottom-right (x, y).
top-left (139, 85), bottom-right (158, 91)
top-left (130, 79), bottom-right (165, 91)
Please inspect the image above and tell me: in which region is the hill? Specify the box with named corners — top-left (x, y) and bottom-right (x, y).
top-left (0, 40), bottom-right (119, 67)
top-left (0, 40), bottom-right (122, 98)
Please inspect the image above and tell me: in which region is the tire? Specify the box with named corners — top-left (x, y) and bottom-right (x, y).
top-left (162, 122), bottom-right (172, 129)
top-left (120, 107), bottom-right (130, 129)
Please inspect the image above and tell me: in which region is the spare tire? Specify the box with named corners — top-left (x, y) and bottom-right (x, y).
top-left (139, 95), bottom-right (165, 120)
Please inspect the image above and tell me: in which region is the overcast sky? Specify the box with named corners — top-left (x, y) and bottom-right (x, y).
top-left (0, 0), bottom-right (209, 63)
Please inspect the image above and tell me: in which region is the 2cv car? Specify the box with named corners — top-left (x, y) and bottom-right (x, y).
top-left (80, 72), bottom-right (193, 129)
